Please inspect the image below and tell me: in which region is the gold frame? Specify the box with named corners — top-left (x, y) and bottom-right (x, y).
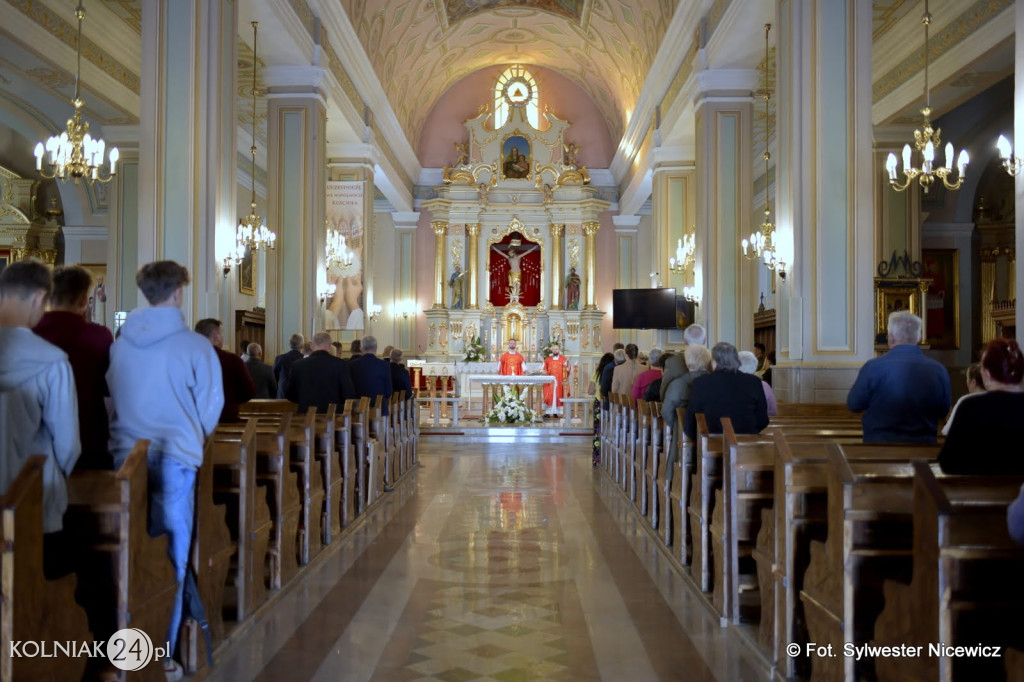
top-left (485, 218), bottom-right (545, 305)
top-left (873, 277), bottom-right (929, 343)
top-left (500, 132), bottom-right (532, 181)
top-left (239, 245), bottom-right (256, 296)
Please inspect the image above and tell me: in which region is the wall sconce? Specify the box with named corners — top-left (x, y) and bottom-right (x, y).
top-left (222, 242), bottom-right (245, 277)
top-left (996, 135), bottom-right (1022, 176)
top-left (683, 285), bottom-right (701, 306)
top-left (368, 303), bottom-right (382, 321)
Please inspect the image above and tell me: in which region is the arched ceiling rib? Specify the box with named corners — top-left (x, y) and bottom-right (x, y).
top-left (339, 0), bottom-right (676, 148)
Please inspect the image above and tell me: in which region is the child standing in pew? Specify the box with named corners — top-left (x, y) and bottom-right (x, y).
top-left (0, 259), bottom-right (81, 579)
top-left (106, 261), bottom-right (224, 682)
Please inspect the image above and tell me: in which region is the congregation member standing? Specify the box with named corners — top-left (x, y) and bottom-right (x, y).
top-left (938, 338), bottom-right (1024, 475)
top-left (0, 259), bottom-right (81, 579)
top-left (196, 318), bottom-right (256, 422)
top-left (390, 348), bottom-right (413, 399)
top-left (610, 343), bottom-right (642, 396)
top-left (498, 338), bottom-right (525, 375)
top-left (245, 342), bottom-right (278, 399)
top-left (287, 331), bottom-right (355, 412)
top-left (106, 261), bottom-right (224, 681)
top-left (350, 335), bottom-right (394, 415)
top-left (600, 345), bottom-right (625, 410)
top-left (847, 311), bottom-right (950, 443)
top-left (273, 333), bottom-right (304, 398)
top-left (33, 264), bottom-right (114, 469)
top-left (631, 348), bottom-right (663, 400)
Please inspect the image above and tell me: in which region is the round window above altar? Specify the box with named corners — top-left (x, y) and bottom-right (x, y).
top-left (494, 66), bottom-right (539, 129)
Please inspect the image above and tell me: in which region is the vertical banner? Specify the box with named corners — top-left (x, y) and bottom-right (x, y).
top-left (325, 180), bottom-right (365, 329)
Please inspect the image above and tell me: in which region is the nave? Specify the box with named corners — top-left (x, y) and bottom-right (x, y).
top-left (207, 442), bottom-right (767, 682)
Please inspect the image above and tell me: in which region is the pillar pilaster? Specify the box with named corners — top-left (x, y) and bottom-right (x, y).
top-left (139, 0), bottom-right (237, 324)
top-left (467, 223), bottom-right (481, 309)
top-left (550, 223), bottom-right (565, 310)
top-left (583, 222), bottom-right (599, 309)
top-left (432, 221), bottom-right (448, 308)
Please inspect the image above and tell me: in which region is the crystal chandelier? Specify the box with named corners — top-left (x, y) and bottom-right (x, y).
top-left (236, 22), bottom-right (276, 257)
top-left (996, 135), bottom-right (1022, 176)
top-left (885, 0), bottom-right (969, 193)
top-left (33, 1), bottom-right (118, 184)
top-left (326, 221), bottom-right (354, 269)
top-left (741, 24), bottom-right (780, 271)
top-left (668, 232), bottom-right (695, 274)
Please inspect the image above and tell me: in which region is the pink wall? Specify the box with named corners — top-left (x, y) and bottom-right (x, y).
top-left (417, 65), bottom-right (615, 169)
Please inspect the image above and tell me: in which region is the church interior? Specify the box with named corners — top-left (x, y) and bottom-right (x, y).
top-left (1, 0), bottom-right (1024, 680)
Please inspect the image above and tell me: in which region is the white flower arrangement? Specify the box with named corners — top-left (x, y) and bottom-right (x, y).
top-left (464, 334), bottom-right (485, 362)
top-left (485, 385), bottom-right (537, 425)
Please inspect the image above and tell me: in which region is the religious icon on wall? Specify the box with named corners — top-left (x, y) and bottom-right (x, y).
top-left (239, 245), bottom-right (256, 296)
top-left (502, 135), bottom-right (531, 179)
top-left (449, 262), bottom-right (466, 310)
top-left (564, 266), bottom-right (581, 310)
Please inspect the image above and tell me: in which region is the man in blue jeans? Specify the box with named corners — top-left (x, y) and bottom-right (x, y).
top-left (847, 310), bottom-right (950, 443)
top-left (107, 261), bottom-right (223, 681)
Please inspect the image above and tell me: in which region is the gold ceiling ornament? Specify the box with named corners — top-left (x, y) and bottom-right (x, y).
top-left (885, 0), bottom-right (969, 193)
top-left (233, 21), bottom-right (276, 269)
top-left (33, 1), bottom-right (119, 185)
top-left (741, 24), bottom-right (782, 274)
top-left (995, 135), bottom-right (1022, 176)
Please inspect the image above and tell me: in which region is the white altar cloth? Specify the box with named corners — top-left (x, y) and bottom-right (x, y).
top-left (466, 373), bottom-right (555, 414)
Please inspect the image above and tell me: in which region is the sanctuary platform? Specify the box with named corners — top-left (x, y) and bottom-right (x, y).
top-left (416, 399), bottom-right (594, 443)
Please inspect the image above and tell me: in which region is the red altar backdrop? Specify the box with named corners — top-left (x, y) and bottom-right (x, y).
top-left (488, 232), bottom-right (541, 307)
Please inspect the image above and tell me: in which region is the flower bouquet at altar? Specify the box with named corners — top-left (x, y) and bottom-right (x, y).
top-left (464, 335), bottom-right (485, 362)
top-left (485, 385), bottom-right (537, 425)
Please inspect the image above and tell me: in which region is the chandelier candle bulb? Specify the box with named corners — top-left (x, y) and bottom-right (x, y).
top-left (957, 149), bottom-right (969, 176)
top-left (997, 135), bottom-right (1012, 160)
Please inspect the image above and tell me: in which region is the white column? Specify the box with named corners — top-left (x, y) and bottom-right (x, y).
top-left (138, 0), bottom-right (237, 324)
top-left (392, 212), bottom-right (419, 351)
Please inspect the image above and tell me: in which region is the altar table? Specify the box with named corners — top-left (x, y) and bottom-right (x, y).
top-left (467, 374), bottom-right (556, 416)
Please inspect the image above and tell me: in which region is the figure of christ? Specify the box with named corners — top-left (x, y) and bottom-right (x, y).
top-left (493, 243), bottom-right (539, 294)
top-left (543, 343), bottom-right (569, 416)
top-left (498, 338), bottom-right (525, 376)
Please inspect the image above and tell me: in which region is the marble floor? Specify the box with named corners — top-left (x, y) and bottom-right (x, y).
top-left (207, 442), bottom-right (772, 682)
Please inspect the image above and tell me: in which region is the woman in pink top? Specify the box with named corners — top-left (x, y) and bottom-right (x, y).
top-left (632, 348), bottom-right (664, 400)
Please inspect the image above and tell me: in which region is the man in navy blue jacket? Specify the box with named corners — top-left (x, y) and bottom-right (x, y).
top-left (286, 332), bottom-right (355, 413)
top-left (847, 311), bottom-right (950, 443)
top-left (389, 348), bottom-right (414, 400)
top-left (350, 335), bottom-right (394, 415)
top-left (273, 333), bottom-right (305, 399)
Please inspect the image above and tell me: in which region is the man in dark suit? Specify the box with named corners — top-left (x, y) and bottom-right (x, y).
top-left (349, 335), bottom-right (394, 415)
top-left (244, 343), bottom-right (277, 399)
top-left (195, 318), bottom-right (256, 422)
top-left (273, 332), bottom-right (304, 398)
top-left (286, 331), bottom-right (355, 413)
top-left (389, 348), bottom-right (413, 400)
top-left (683, 342), bottom-right (769, 440)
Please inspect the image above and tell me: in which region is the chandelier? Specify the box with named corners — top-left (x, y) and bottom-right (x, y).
top-left (668, 232), bottom-right (695, 274)
top-left (884, 0), bottom-right (968, 193)
top-left (236, 22), bottom-right (276, 257)
top-left (741, 24), bottom-right (780, 271)
top-left (996, 135), bottom-right (1022, 176)
top-left (33, 1), bottom-right (118, 184)
top-left (326, 221), bottom-right (354, 269)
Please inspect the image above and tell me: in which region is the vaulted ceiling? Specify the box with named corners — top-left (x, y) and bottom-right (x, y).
top-left (338, 0), bottom-right (676, 148)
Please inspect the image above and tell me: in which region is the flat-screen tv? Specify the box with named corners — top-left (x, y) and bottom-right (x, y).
top-left (612, 288), bottom-right (677, 329)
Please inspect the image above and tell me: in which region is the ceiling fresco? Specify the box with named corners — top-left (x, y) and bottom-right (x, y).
top-left (340, 0), bottom-right (675, 148)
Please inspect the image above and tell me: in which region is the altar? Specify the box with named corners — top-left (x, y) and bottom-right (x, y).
top-left (466, 373), bottom-right (555, 416)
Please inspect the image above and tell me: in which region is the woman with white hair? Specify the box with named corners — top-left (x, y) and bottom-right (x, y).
top-left (683, 342), bottom-right (769, 441)
top-left (739, 350), bottom-right (778, 416)
top-left (661, 344), bottom-right (713, 481)
top-left (631, 348), bottom-right (664, 400)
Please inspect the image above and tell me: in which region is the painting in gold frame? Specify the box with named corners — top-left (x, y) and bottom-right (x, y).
top-left (873, 278), bottom-right (928, 346)
top-left (238, 245), bottom-right (256, 296)
top-left (921, 248), bottom-right (959, 350)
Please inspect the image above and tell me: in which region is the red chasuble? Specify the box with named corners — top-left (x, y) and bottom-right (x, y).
top-left (543, 354), bottom-right (569, 408)
top-left (498, 351), bottom-right (524, 376)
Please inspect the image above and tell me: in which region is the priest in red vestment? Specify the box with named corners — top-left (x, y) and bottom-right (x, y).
top-left (498, 338), bottom-right (524, 376)
top-left (543, 343), bottom-right (569, 416)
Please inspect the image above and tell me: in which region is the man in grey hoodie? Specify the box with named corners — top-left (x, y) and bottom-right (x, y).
top-left (0, 259), bottom-right (80, 578)
top-left (107, 261), bottom-right (223, 681)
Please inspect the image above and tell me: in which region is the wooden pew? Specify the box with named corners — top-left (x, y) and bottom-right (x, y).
top-left (667, 407), bottom-right (692, 566)
top-left (624, 395), bottom-right (638, 498)
top-left (774, 403), bottom-right (852, 417)
top-left (0, 456), bottom-right (92, 682)
top-left (217, 414), bottom-right (300, 590)
top-left (873, 463), bottom-right (1024, 682)
top-left (368, 395), bottom-right (386, 500)
top-left (313, 404), bottom-right (336, 547)
top-left (351, 397), bottom-right (370, 515)
top-left (635, 399), bottom-right (650, 512)
top-left (340, 400), bottom-right (358, 528)
top-left (65, 441), bottom-right (177, 682)
top-left (646, 401), bottom-right (663, 530)
top-left (211, 420), bottom-right (270, 621)
top-left (688, 413), bottom-right (722, 592)
top-left (800, 445), bottom-right (929, 682)
top-left (180, 438), bottom-right (234, 675)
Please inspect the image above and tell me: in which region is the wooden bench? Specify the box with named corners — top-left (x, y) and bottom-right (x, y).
top-left (0, 456), bottom-right (92, 682)
top-left (351, 397), bottom-right (370, 515)
top-left (800, 445), bottom-right (931, 682)
top-left (873, 463), bottom-right (1024, 682)
top-left (65, 440), bottom-right (177, 682)
top-left (774, 403), bottom-right (852, 417)
top-left (667, 407), bottom-right (692, 566)
top-left (180, 438), bottom-right (234, 675)
top-left (646, 401), bottom-right (663, 531)
top-left (211, 420), bottom-right (271, 621)
top-left (634, 399), bottom-right (651, 512)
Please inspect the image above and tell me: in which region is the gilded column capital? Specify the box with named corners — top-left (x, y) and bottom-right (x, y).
top-left (466, 223), bottom-right (481, 236)
top-left (582, 222), bottom-right (600, 236)
top-left (550, 223), bottom-right (565, 238)
top-left (432, 221), bottom-right (449, 236)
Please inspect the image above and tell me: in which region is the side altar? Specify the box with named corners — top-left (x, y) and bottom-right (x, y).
top-left (421, 93), bottom-right (608, 391)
